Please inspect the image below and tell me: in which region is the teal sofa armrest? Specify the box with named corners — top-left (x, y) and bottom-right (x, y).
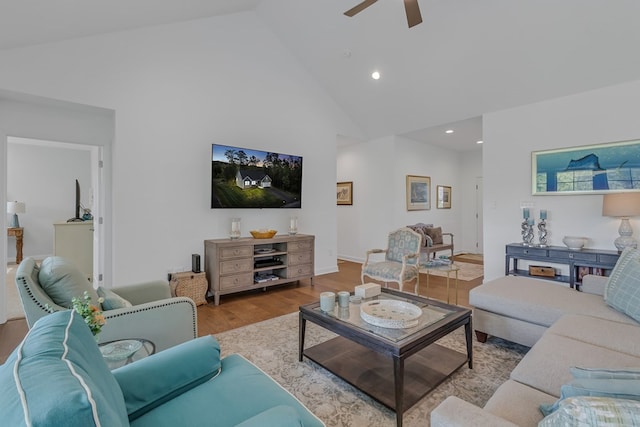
top-left (113, 335), bottom-right (221, 421)
top-left (234, 405), bottom-right (303, 427)
top-left (111, 280), bottom-right (171, 305)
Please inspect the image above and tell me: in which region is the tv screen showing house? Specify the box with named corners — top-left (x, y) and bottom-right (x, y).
top-left (211, 144), bottom-right (302, 208)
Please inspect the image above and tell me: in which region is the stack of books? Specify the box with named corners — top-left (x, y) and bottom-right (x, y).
top-left (254, 273), bottom-right (280, 283)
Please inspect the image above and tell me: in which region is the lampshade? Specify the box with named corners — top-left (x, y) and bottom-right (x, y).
top-left (602, 193), bottom-right (640, 218)
top-left (7, 201), bottom-right (26, 214)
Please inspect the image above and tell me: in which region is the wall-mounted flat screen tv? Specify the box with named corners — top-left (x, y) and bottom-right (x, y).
top-left (211, 144), bottom-right (303, 208)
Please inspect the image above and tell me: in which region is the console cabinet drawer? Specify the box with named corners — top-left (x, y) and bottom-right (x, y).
top-left (220, 273), bottom-right (253, 290)
top-left (289, 251), bottom-right (312, 266)
top-left (288, 264), bottom-right (313, 279)
top-left (220, 246), bottom-right (253, 259)
top-left (219, 259), bottom-right (253, 275)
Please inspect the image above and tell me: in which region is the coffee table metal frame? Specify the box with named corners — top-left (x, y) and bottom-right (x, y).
top-left (299, 288), bottom-right (472, 427)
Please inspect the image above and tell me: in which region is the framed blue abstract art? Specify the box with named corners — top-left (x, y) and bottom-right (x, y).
top-left (532, 139), bottom-right (640, 195)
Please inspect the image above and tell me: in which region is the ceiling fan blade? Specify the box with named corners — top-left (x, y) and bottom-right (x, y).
top-left (404, 0), bottom-right (423, 28)
top-left (344, 0), bottom-right (378, 17)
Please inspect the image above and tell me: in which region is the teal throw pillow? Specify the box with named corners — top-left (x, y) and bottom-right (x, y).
top-left (539, 397), bottom-right (640, 427)
top-left (38, 256), bottom-right (99, 308)
top-left (97, 286), bottom-right (133, 310)
top-left (540, 378), bottom-right (640, 416)
top-left (0, 310), bottom-right (128, 426)
top-left (571, 367), bottom-right (640, 380)
top-left (604, 247), bottom-right (640, 322)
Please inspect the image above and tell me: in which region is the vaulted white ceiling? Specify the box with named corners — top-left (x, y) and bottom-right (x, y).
top-left (2, 0), bottom-right (640, 152)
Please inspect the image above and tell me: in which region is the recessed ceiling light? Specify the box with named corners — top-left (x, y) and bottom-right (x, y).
top-left (476, 140), bottom-right (483, 144)
top-left (371, 71), bottom-right (381, 80)
top-left (445, 129), bottom-right (454, 134)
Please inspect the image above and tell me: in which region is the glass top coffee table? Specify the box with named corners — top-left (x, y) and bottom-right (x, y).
top-left (299, 288), bottom-right (472, 427)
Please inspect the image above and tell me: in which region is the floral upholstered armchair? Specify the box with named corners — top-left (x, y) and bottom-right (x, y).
top-left (361, 227), bottom-right (422, 293)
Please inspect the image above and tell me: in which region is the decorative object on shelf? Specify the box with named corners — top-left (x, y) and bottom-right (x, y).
top-left (602, 192), bottom-right (640, 251)
top-left (337, 181), bottom-right (353, 205)
top-left (7, 201), bottom-right (25, 228)
top-left (538, 209), bottom-right (548, 246)
top-left (230, 217), bottom-right (241, 239)
top-left (521, 208), bottom-right (535, 246)
top-left (82, 207), bottom-right (93, 221)
top-left (562, 236), bottom-right (587, 250)
top-left (250, 229), bottom-right (277, 239)
top-left (436, 185), bottom-right (452, 209)
top-left (359, 300), bottom-right (422, 329)
top-left (406, 175), bottom-right (430, 211)
top-left (532, 139), bottom-right (640, 195)
top-left (289, 216), bottom-right (298, 235)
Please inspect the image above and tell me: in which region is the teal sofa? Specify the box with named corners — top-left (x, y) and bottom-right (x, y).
top-left (0, 310), bottom-right (325, 427)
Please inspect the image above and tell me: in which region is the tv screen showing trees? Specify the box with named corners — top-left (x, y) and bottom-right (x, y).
top-left (211, 144), bottom-right (302, 208)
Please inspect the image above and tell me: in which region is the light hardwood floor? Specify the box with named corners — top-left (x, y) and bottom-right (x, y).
top-left (1, 257), bottom-right (483, 363)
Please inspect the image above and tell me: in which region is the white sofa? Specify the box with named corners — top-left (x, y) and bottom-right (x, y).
top-left (431, 273), bottom-right (640, 426)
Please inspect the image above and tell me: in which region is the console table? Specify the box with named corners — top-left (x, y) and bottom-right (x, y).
top-left (204, 234), bottom-right (314, 305)
top-left (8, 227), bottom-right (24, 264)
top-left (505, 243), bottom-right (620, 289)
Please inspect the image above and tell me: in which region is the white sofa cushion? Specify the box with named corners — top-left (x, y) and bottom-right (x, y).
top-left (511, 329), bottom-right (640, 396)
top-left (470, 276), bottom-right (635, 327)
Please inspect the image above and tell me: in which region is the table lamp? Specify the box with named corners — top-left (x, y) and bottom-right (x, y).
top-left (7, 201), bottom-right (26, 228)
top-left (602, 192), bottom-right (640, 251)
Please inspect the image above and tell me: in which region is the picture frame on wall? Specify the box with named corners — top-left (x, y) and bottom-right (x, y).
top-left (532, 139), bottom-right (640, 195)
top-left (437, 185), bottom-right (452, 209)
top-left (337, 181), bottom-right (353, 205)
top-left (406, 175), bottom-right (430, 211)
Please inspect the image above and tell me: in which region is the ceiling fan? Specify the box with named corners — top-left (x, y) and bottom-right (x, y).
top-left (344, 0), bottom-right (423, 28)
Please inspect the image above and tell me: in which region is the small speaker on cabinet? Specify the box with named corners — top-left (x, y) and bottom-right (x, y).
top-left (192, 254), bottom-right (201, 273)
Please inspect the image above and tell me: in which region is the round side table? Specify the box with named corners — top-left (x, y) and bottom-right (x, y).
top-left (98, 338), bottom-right (156, 370)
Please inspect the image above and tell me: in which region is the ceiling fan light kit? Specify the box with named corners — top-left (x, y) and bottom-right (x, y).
top-left (344, 0), bottom-right (423, 28)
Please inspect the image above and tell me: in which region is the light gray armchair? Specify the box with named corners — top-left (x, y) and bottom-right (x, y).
top-left (15, 257), bottom-right (197, 352)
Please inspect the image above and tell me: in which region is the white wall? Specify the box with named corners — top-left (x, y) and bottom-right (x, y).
top-left (7, 138), bottom-right (92, 261)
top-left (483, 79), bottom-right (640, 281)
top-left (337, 135), bottom-right (480, 261)
top-left (0, 12), bottom-right (361, 287)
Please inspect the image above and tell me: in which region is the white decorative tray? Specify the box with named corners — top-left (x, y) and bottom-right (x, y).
top-left (100, 339), bottom-right (143, 361)
top-left (360, 300), bottom-right (422, 329)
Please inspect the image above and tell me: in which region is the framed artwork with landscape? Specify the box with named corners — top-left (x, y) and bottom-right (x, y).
top-left (532, 139), bottom-right (640, 195)
top-left (406, 175), bottom-right (430, 211)
top-left (337, 181), bottom-right (353, 205)
top-left (437, 185), bottom-right (452, 209)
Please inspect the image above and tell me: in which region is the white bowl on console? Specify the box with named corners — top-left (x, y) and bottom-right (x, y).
top-left (563, 236), bottom-right (587, 250)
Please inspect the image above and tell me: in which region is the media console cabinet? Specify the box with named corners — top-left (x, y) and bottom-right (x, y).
top-left (505, 243), bottom-right (620, 289)
top-left (204, 234), bottom-right (314, 305)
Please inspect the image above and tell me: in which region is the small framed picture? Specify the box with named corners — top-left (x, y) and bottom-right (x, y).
top-left (337, 181), bottom-right (353, 205)
top-left (406, 175), bottom-right (430, 211)
top-left (437, 185), bottom-right (452, 209)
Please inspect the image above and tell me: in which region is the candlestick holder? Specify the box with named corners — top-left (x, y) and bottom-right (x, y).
top-left (521, 219), bottom-right (534, 246)
top-left (538, 219), bottom-right (548, 247)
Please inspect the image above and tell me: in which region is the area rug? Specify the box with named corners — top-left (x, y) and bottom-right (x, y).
top-left (419, 261), bottom-right (484, 281)
top-left (454, 253), bottom-right (484, 264)
top-left (214, 312), bottom-right (527, 427)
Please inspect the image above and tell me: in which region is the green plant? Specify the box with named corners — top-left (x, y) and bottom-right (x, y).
top-left (72, 291), bottom-right (106, 336)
